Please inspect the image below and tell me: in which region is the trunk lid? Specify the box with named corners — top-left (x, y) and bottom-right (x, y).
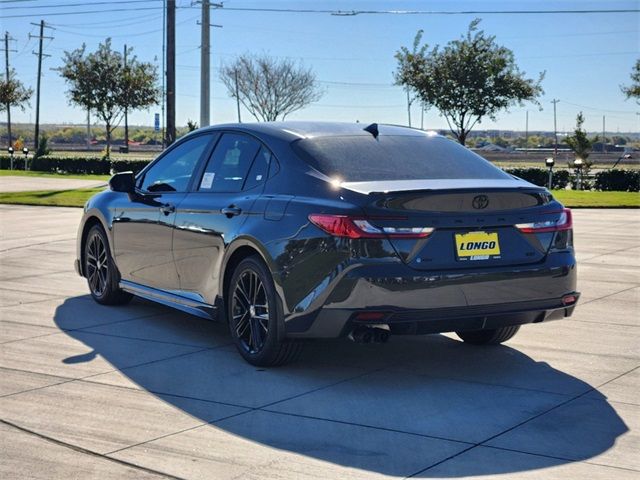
top-left (343, 178), bottom-right (560, 271)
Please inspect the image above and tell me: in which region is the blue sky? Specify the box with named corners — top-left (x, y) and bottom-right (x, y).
top-left (2, 0), bottom-right (639, 133)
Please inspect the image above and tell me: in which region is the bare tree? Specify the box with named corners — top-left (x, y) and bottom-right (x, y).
top-left (220, 54), bottom-right (323, 122)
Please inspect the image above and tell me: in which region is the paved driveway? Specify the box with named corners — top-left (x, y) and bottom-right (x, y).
top-left (0, 176), bottom-right (106, 193)
top-left (0, 205), bottom-right (638, 479)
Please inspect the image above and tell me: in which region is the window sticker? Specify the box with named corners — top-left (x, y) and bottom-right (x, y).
top-left (200, 172), bottom-right (215, 189)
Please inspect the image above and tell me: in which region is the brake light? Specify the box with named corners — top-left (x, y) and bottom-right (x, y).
top-left (308, 214), bottom-right (433, 239)
top-left (515, 208), bottom-right (572, 234)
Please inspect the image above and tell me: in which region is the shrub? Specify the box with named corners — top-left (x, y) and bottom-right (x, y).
top-left (0, 155), bottom-right (151, 175)
top-left (34, 134), bottom-right (51, 159)
top-left (505, 167), bottom-right (570, 189)
top-left (594, 169), bottom-right (640, 192)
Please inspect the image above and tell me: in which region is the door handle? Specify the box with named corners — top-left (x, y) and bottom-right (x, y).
top-left (221, 205), bottom-right (242, 218)
top-left (160, 203), bottom-right (175, 216)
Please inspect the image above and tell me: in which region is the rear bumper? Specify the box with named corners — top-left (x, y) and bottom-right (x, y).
top-left (283, 251), bottom-right (578, 338)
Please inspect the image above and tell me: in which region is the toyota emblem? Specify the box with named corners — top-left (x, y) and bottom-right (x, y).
top-left (472, 195), bottom-right (489, 209)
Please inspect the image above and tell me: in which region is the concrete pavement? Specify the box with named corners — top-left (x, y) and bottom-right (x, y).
top-left (0, 205), bottom-right (638, 479)
top-left (0, 176), bottom-right (106, 193)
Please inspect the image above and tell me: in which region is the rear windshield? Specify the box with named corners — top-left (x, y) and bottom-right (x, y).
top-left (292, 135), bottom-right (511, 182)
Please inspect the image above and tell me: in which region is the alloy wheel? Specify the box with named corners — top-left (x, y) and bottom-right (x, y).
top-left (86, 232), bottom-right (109, 297)
top-left (232, 269), bottom-right (270, 354)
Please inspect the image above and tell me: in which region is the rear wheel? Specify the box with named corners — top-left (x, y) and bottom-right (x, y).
top-left (227, 256), bottom-right (301, 366)
top-left (84, 225), bottom-right (132, 305)
top-left (456, 325), bottom-right (520, 345)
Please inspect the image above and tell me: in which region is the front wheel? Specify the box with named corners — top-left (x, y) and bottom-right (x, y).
top-left (227, 256), bottom-right (302, 366)
top-left (84, 225), bottom-right (132, 305)
top-left (456, 325), bottom-right (520, 345)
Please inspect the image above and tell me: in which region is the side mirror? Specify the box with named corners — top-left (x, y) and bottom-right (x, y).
top-left (109, 171), bottom-right (136, 193)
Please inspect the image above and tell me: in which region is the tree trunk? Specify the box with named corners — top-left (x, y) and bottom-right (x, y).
top-left (105, 122), bottom-right (111, 158)
top-left (457, 129), bottom-right (467, 146)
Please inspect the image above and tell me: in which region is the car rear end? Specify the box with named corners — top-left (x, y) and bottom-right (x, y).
top-left (280, 127), bottom-right (578, 339)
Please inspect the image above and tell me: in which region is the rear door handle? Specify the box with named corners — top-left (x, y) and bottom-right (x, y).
top-left (160, 204), bottom-right (175, 216)
top-left (221, 205), bottom-right (242, 218)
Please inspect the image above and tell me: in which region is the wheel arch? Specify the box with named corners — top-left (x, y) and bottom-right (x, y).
top-left (78, 213), bottom-right (111, 277)
top-left (220, 237), bottom-right (283, 318)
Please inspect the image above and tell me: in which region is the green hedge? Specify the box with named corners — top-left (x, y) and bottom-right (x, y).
top-left (0, 155), bottom-right (151, 175)
top-left (505, 167), bottom-right (571, 189)
top-left (594, 169), bottom-right (640, 192)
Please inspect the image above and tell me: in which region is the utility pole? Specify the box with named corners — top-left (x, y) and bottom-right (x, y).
top-left (123, 44), bottom-right (129, 152)
top-left (166, 0), bottom-right (176, 146)
top-left (551, 99), bottom-right (560, 162)
top-left (234, 68), bottom-right (241, 123)
top-left (29, 20), bottom-right (53, 152)
top-left (602, 115), bottom-right (606, 154)
top-left (420, 104), bottom-right (424, 130)
top-left (161, 0), bottom-right (166, 147)
top-left (2, 32), bottom-right (17, 148)
top-left (198, 1), bottom-right (222, 127)
top-left (200, 0), bottom-right (210, 128)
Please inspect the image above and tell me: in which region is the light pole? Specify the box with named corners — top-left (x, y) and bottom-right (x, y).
top-left (574, 158), bottom-right (584, 191)
top-left (545, 157), bottom-right (554, 190)
top-left (22, 146), bottom-right (29, 171)
top-left (7, 146), bottom-right (14, 171)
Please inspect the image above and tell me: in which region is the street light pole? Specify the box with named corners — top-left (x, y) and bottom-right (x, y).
top-left (551, 99), bottom-right (560, 162)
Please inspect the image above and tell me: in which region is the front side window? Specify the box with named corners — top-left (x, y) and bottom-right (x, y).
top-left (198, 133), bottom-right (262, 193)
top-left (140, 134), bottom-right (212, 193)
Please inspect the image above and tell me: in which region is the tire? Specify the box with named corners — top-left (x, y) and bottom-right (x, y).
top-left (227, 255), bottom-right (302, 366)
top-left (456, 325), bottom-right (521, 345)
top-left (84, 225), bottom-right (132, 305)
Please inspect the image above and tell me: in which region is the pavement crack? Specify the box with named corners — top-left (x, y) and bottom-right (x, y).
top-left (0, 419), bottom-right (186, 479)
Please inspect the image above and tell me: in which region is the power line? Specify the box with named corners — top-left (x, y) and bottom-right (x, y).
top-left (560, 100), bottom-right (637, 115)
top-left (1, 6), bottom-right (163, 18)
top-left (3, 5), bottom-right (639, 19)
top-left (186, 6), bottom-right (640, 15)
top-left (1, 0), bottom-right (161, 9)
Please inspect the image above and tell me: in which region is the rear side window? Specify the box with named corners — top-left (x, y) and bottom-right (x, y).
top-left (199, 133), bottom-right (261, 192)
top-left (243, 147), bottom-right (272, 191)
top-left (292, 135), bottom-right (511, 182)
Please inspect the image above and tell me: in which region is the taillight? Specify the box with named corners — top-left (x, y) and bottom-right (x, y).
top-left (308, 214), bottom-right (433, 239)
top-left (515, 208), bottom-right (572, 233)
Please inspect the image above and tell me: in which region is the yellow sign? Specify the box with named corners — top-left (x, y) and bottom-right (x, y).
top-left (455, 231), bottom-right (501, 259)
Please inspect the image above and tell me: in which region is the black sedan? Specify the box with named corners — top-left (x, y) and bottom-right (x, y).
top-left (75, 122), bottom-right (579, 366)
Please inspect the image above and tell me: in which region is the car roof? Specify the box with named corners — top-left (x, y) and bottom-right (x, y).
top-left (202, 121), bottom-right (436, 142)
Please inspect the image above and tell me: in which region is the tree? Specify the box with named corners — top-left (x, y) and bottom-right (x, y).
top-left (395, 19), bottom-right (544, 145)
top-left (58, 39), bottom-right (159, 156)
top-left (0, 69), bottom-right (33, 147)
top-left (220, 54), bottom-right (323, 122)
top-left (565, 112), bottom-right (596, 170)
top-left (620, 59), bottom-right (640, 104)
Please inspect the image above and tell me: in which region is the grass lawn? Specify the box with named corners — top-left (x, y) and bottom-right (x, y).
top-left (552, 190), bottom-right (639, 208)
top-left (0, 188), bottom-right (104, 207)
top-left (0, 170), bottom-right (111, 181)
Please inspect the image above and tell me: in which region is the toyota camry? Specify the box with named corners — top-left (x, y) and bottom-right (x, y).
top-left (75, 122), bottom-right (579, 366)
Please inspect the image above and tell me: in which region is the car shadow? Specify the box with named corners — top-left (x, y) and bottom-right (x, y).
top-left (54, 296), bottom-right (627, 477)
